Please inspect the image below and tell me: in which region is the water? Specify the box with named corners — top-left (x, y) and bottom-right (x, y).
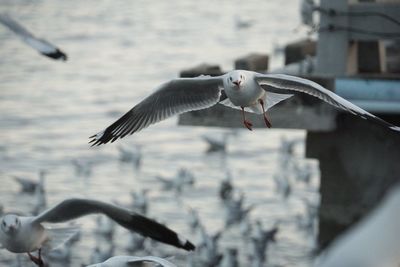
top-left (0, 0), bottom-right (320, 266)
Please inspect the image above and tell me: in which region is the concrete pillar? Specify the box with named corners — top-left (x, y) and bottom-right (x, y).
top-left (306, 113), bottom-right (400, 249)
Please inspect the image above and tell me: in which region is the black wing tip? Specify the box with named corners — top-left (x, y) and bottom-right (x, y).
top-left (42, 49), bottom-right (68, 61)
top-left (182, 240), bottom-right (196, 251)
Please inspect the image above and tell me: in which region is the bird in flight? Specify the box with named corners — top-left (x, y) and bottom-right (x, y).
top-left (0, 13), bottom-right (67, 61)
top-left (0, 198), bottom-right (194, 266)
top-left (89, 70), bottom-right (400, 146)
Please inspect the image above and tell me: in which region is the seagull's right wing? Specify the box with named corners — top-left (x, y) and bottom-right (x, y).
top-left (0, 13), bottom-right (67, 61)
top-left (33, 198), bottom-right (195, 251)
top-left (89, 76), bottom-right (223, 146)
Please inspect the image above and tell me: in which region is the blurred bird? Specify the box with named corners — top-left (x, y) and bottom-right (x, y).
top-left (0, 198), bottom-right (195, 266)
top-left (126, 233), bottom-right (146, 253)
top-left (273, 172), bottom-right (292, 199)
top-left (94, 215), bottom-right (116, 239)
top-left (234, 15), bottom-right (253, 29)
top-left (224, 192), bottom-right (254, 227)
top-left (293, 162), bottom-right (313, 184)
top-left (0, 13), bottom-right (67, 61)
top-left (90, 244), bottom-right (115, 264)
top-left (187, 208), bottom-right (200, 232)
top-left (250, 221), bottom-right (279, 266)
top-left (31, 174), bottom-right (47, 216)
top-left (198, 225), bottom-right (223, 267)
top-left (130, 189), bottom-right (149, 215)
top-left (47, 230), bottom-right (80, 263)
top-left (118, 145), bottom-right (142, 169)
top-left (202, 131), bottom-right (232, 153)
top-left (219, 247), bottom-right (239, 267)
top-left (218, 172), bottom-right (234, 202)
top-left (13, 170), bottom-right (46, 194)
top-left (71, 159), bottom-right (92, 177)
top-left (314, 185), bottom-right (400, 267)
top-left (86, 255), bottom-right (177, 267)
top-left (156, 168), bottom-right (195, 193)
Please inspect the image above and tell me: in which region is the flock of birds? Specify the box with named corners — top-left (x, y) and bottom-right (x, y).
top-left (2, 133), bottom-right (320, 266)
top-left (1, 8), bottom-right (400, 267)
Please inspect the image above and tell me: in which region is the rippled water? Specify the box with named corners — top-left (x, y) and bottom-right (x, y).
top-left (0, 0), bottom-right (320, 266)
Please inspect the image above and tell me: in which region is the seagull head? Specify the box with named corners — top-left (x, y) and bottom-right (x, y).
top-left (1, 214), bottom-right (21, 235)
top-left (228, 71), bottom-right (246, 88)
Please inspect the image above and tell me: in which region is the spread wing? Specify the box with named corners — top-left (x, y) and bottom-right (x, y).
top-left (32, 198), bottom-right (195, 251)
top-left (255, 73), bottom-right (400, 132)
top-left (89, 76), bottom-right (223, 146)
top-left (0, 13), bottom-right (67, 61)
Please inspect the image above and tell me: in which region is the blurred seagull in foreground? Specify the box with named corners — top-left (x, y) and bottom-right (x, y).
top-left (315, 185), bottom-right (400, 267)
top-left (0, 13), bottom-right (67, 61)
top-left (86, 255), bottom-right (177, 267)
top-left (89, 70), bottom-right (400, 146)
top-left (0, 198), bottom-right (194, 266)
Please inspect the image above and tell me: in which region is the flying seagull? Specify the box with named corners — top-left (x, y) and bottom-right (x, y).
top-left (0, 13), bottom-right (67, 61)
top-left (86, 255), bottom-right (177, 267)
top-left (89, 70), bottom-right (400, 146)
top-left (0, 198), bottom-right (194, 266)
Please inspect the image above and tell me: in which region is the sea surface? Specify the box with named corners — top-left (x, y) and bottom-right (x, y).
top-left (0, 1), bottom-right (320, 266)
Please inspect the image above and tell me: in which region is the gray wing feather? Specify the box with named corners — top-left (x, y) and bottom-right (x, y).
top-left (89, 77), bottom-right (223, 146)
top-left (0, 13), bottom-right (67, 60)
top-left (255, 73), bottom-right (400, 132)
top-left (0, 13), bottom-right (35, 38)
top-left (33, 198), bottom-right (195, 251)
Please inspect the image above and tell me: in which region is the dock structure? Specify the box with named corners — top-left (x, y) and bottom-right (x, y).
top-left (178, 0), bottom-right (400, 250)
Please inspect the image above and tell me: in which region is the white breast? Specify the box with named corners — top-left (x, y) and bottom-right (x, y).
top-left (223, 75), bottom-right (264, 107)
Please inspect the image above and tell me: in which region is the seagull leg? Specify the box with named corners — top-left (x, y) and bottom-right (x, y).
top-left (258, 99), bottom-right (272, 128)
top-left (27, 250), bottom-right (44, 267)
top-left (241, 106), bottom-right (253, 131)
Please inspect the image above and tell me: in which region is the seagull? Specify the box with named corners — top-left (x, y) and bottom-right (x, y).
top-left (220, 247), bottom-right (239, 267)
top-left (218, 172), bottom-right (234, 202)
top-left (0, 198), bottom-right (195, 266)
top-left (118, 145), bottom-right (142, 169)
top-left (0, 13), bottom-right (67, 61)
top-left (130, 189), bottom-right (149, 215)
top-left (89, 70), bottom-right (400, 146)
top-left (12, 170), bottom-right (46, 194)
top-left (314, 185), bottom-right (400, 267)
top-left (250, 221), bottom-right (279, 266)
top-left (126, 232), bottom-right (146, 253)
top-left (86, 255), bottom-right (177, 267)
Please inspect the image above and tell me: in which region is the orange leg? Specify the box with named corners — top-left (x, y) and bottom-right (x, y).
top-left (241, 106), bottom-right (253, 131)
top-left (258, 99), bottom-right (272, 128)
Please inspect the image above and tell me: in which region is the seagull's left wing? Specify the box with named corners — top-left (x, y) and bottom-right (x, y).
top-left (89, 76), bottom-right (223, 146)
top-left (255, 73), bottom-right (400, 132)
top-left (0, 13), bottom-right (67, 61)
top-left (32, 198), bottom-right (195, 251)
